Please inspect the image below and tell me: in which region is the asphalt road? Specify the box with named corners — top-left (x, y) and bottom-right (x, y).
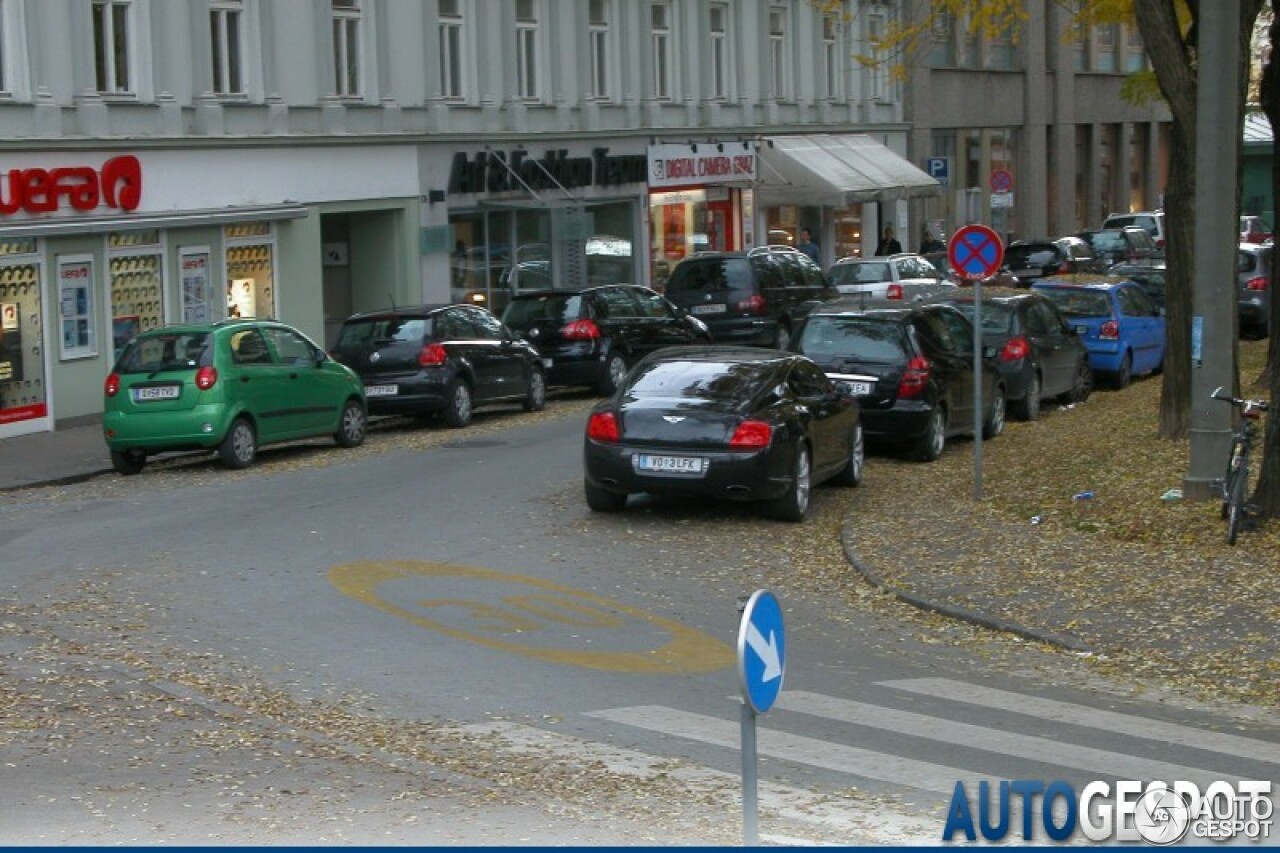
top-left (2, 399), bottom-right (1278, 845)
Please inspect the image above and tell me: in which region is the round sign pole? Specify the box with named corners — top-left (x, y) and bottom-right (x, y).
top-left (736, 589), bottom-right (786, 846)
top-left (947, 225), bottom-right (1004, 500)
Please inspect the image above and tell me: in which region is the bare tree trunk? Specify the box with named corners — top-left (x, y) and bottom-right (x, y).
top-left (1159, 121), bottom-right (1195, 439)
top-left (1251, 0), bottom-right (1280, 516)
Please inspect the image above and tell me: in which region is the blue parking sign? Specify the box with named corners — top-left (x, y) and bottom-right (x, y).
top-left (926, 157), bottom-right (949, 184)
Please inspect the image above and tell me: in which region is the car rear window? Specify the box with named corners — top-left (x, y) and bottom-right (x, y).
top-left (794, 315), bottom-right (908, 362)
top-left (335, 316), bottom-right (432, 348)
top-left (503, 293), bottom-right (583, 326)
top-left (627, 359), bottom-right (762, 402)
top-left (665, 258), bottom-right (753, 296)
top-left (1036, 288), bottom-right (1111, 317)
top-left (949, 302), bottom-right (1015, 335)
top-left (113, 332), bottom-right (210, 373)
top-left (1006, 246), bottom-right (1060, 267)
top-left (830, 262), bottom-right (892, 286)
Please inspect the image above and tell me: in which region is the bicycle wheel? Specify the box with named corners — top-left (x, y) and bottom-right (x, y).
top-left (1225, 456), bottom-right (1248, 546)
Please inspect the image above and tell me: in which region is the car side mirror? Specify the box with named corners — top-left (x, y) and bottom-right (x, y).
top-left (313, 349), bottom-right (328, 366)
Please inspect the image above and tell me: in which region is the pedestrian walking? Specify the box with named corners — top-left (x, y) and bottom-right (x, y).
top-left (876, 226), bottom-right (902, 256)
top-left (919, 230), bottom-right (946, 254)
top-left (797, 228), bottom-right (820, 264)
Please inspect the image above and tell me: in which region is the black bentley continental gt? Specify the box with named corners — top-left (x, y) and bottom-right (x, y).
top-left (582, 346), bottom-right (863, 522)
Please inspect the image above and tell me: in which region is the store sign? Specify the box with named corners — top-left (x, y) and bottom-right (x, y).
top-left (448, 148), bottom-right (647, 195)
top-left (647, 144), bottom-right (757, 190)
top-left (0, 155), bottom-right (142, 215)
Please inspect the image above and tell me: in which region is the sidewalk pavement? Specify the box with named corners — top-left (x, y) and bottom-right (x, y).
top-left (0, 420), bottom-right (115, 491)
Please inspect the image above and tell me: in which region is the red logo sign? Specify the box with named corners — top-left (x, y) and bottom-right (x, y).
top-left (0, 155), bottom-right (142, 216)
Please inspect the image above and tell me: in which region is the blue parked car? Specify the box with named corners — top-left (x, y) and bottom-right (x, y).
top-left (1031, 275), bottom-right (1165, 389)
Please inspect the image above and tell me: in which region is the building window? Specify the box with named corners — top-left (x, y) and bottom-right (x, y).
top-left (210, 0), bottom-right (244, 96)
top-left (1095, 22), bottom-right (1117, 72)
top-left (651, 1), bottom-right (672, 99)
top-left (928, 9), bottom-right (955, 67)
top-left (709, 3), bottom-right (728, 99)
top-left (0, 0), bottom-right (7, 95)
top-left (332, 0), bottom-right (361, 97)
top-left (769, 4), bottom-right (790, 100)
top-left (821, 13), bottom-right (840, 99)
top-left (986, 22), bottom-right (1014, 70)
top-left (1123, 23), bottom-right (1146, 72)
top-left (93, 0), bottom-right (132, 94)
top-left (588, 0), bottom-right (610, 100)
top-left (439, 0), bottom-right (464, 99)
top-left (868, 10), bottom-right (888, 102)
top-left (515, 0), bottom-right (539, 100)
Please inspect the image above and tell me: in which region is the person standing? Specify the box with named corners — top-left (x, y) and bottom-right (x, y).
top-left (876, 226), bottom-right (902, 256)
top-left (920, 230), bottom-right (946, 254)
top-left (797, 227), bottom-right (820, 263)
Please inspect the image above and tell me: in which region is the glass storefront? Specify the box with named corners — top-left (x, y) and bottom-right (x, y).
top-left (0, 238), bottom-right (46, 426)
top-left (107, 229), bottom-right (164, 359)
top-left (225, 223), bottom-right (275, 320)
top-left (648, 188), bottom-right (742, 291)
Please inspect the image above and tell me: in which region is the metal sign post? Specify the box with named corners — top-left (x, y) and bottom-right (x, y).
top-left (737, 589), bottom-right (786, 846)
top-left (948, 225), bottom-right (1004, 500)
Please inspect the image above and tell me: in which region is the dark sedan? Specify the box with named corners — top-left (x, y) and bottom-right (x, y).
top-left (938, 290), bottom-right (1092, 420)
top-left (790, 298), bottom-right (1006, 462)
top-left (502, 284), bottom-right (711, 394)
top-left (582, 347), bottom-right (863, 522)
top-left (330, 303), bottom-right (545, 427)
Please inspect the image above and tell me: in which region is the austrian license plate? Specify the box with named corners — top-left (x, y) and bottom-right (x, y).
top-left (1015, 269), bottom-right (1039, 278)
top-left (634, 454), bottom-right (707, 476)
top-left (839, 380), bottom-right (874, 396)
top-left (365, 384), bottom-right (399, 397)
top-left (691, 304), bottom-right (727, 315)
top-left (131, 385), bottom-right (181, 402)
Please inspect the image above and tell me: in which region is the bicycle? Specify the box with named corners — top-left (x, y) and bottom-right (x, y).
top-left (1211, 386), bottom-right (1270, 545)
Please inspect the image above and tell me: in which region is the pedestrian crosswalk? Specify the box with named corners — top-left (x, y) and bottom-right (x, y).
top-left (461, 677), bottom-right (1280, 846)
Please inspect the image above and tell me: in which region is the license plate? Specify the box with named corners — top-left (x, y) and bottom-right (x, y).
top-left (365, 384), bottom-right (399, 397)
top-left (839, 380), bottom-right (873, 396)
top-left (691, 304), bottom-right (727, 315)
top-left (541, 358), bottom-right (553, 369)
top-left (634, 454), bottom-right (707, 475)
top-left (1015, 269), bottom-right (1039, 278)
top-left (131, 385), bottom-right (180, 402)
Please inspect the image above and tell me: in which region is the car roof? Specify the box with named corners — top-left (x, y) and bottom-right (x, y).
top-left (642, 345), bottom-right (799, 365)
top-left (344, 304), bottom-right (456, 320)
top-left (509, 284), bottom-right (646, 300)
top-left (1034, 274), bottom-right (1133, 290)
top-left (136, 318), bottom-right (280, 335)
top-left (809, 296), bottom-right (924, 318)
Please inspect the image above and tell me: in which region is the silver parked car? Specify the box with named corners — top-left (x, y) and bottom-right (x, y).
top-left (1237, 242), bottom-right (1273, 339)
top-left (827, 253), bottom-right (957, 302)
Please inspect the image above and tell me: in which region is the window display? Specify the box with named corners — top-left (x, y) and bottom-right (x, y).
top-left (108, 230), bottom-right (164, 357)
top-left (225, 223), bottom-right (275, 320)
top-left (57, 254), bottom-right (96, 360)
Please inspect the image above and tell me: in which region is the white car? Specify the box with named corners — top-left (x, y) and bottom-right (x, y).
top-left (827, 253), bottom-right (958, 302)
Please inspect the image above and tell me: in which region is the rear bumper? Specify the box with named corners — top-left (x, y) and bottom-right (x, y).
top-left (103, 404), bottom-right (230, 452)
top-left (859, 400), bottom-right (935, 442)
top-left (362, 372), bottom-right (451, 414)
top-left (700, 317), bottom-right (778, 347)
top-left (583, 440), bottom-right (792, 501)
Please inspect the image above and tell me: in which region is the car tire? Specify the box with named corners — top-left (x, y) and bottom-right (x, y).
top-left (523, 368), bottom-right (547, 412)
top-left (218, 418), bottom-right (257, 469)
top-left (442, 380), bottom-right (473, 428)
top-left (1112, 352), bottom-right (1132, 390)
top-left (1062, 361), bottom-right (1093, 405)
top-left (767, 444), bottom-right (811, 522)
top-left (983, 385), bottom-right (1007, 438)
top-left (914, 406), bottom-right (946, 463)
top-left (333, 399), bottom-right (367, 448)
top-left (584, 480), bottom-right (627, 513)
top-left (598, 351), bottom-right (628, 395)
top-left (773, 321), bottom-right (792, 350)
top-left (110, 450), bottom-right (146, 476)
top-left (1013, 373), bottom-right (1041, 421)
top-left (832, 421), bottom-right (864, 487)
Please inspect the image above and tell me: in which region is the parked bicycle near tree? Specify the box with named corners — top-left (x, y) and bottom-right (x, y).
top-left (1211, 387), bottom-right (1271, 545)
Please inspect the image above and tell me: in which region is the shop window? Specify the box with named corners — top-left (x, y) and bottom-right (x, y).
top-left (108, 230), bottom-right (164, 357)
top-left (57, 255), bottom-right (96, 361)
top-left (93, 0), bottom-right (132, 94)
top-left (179, 247), bottom-right (213, 324)
top-left (225, 225), bottom-right (274, 320)
top-left (225, 222), bottom-right (270, 239)
top-left (0, 250), bottom-right (45, 420)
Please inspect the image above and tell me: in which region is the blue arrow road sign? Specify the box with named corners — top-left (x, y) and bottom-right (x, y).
top-left (737, 589), bottom-right (785, 714)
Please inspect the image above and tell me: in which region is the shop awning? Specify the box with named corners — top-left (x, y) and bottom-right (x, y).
top-left (756, 134), bottom-right (941, 206)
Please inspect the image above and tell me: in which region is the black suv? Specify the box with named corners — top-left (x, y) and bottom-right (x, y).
top-left (663, 247), bottom-right (837, 349)
top-left (789, 298), bottom-right (1005, 462)
top-left (330, 303), bottom-right (545, 428)
top-left (501, 284), bottom-right (711, 394)
top-left (1004, 239), bottom-right (1103, 286)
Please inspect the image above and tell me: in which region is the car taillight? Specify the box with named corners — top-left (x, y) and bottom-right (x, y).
top-left (1099, 320), bottom-right (1120, 340)
top-left (1057, 261), bottom-right (1072, 273)
top-left (1001, 336), bottom-right (1030, 362)
top-left (562, 319), bottom-right (601, 340)
top-left (886, 283), bottom-right (903, 300)
top-left (104, 373), bottom-right (120, 397)
top-left (193, 366), bottom-right (218, 390)
top-left (735, 293), bottom-right (766, 314)
top-left (1246, 276), bottom-right (1268, 292)
top-left (898, 356), bottom-right (930, 399)
top-left (586, 411), bottom-right (620, 442)
top-left (729, 419), bottom-right (773, 449)
top-left (418, 342), bottom-right (448, 366)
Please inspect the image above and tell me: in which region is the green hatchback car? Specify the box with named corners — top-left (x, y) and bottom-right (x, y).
top-left (103, 319), bottom-right (367, 474)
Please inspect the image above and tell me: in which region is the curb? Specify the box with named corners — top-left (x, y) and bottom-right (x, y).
top-left (838, 523), bottom-right (1092, 654)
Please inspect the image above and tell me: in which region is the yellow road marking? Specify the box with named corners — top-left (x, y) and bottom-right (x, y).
top-left (329, 560), bottom-right (734, 674)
